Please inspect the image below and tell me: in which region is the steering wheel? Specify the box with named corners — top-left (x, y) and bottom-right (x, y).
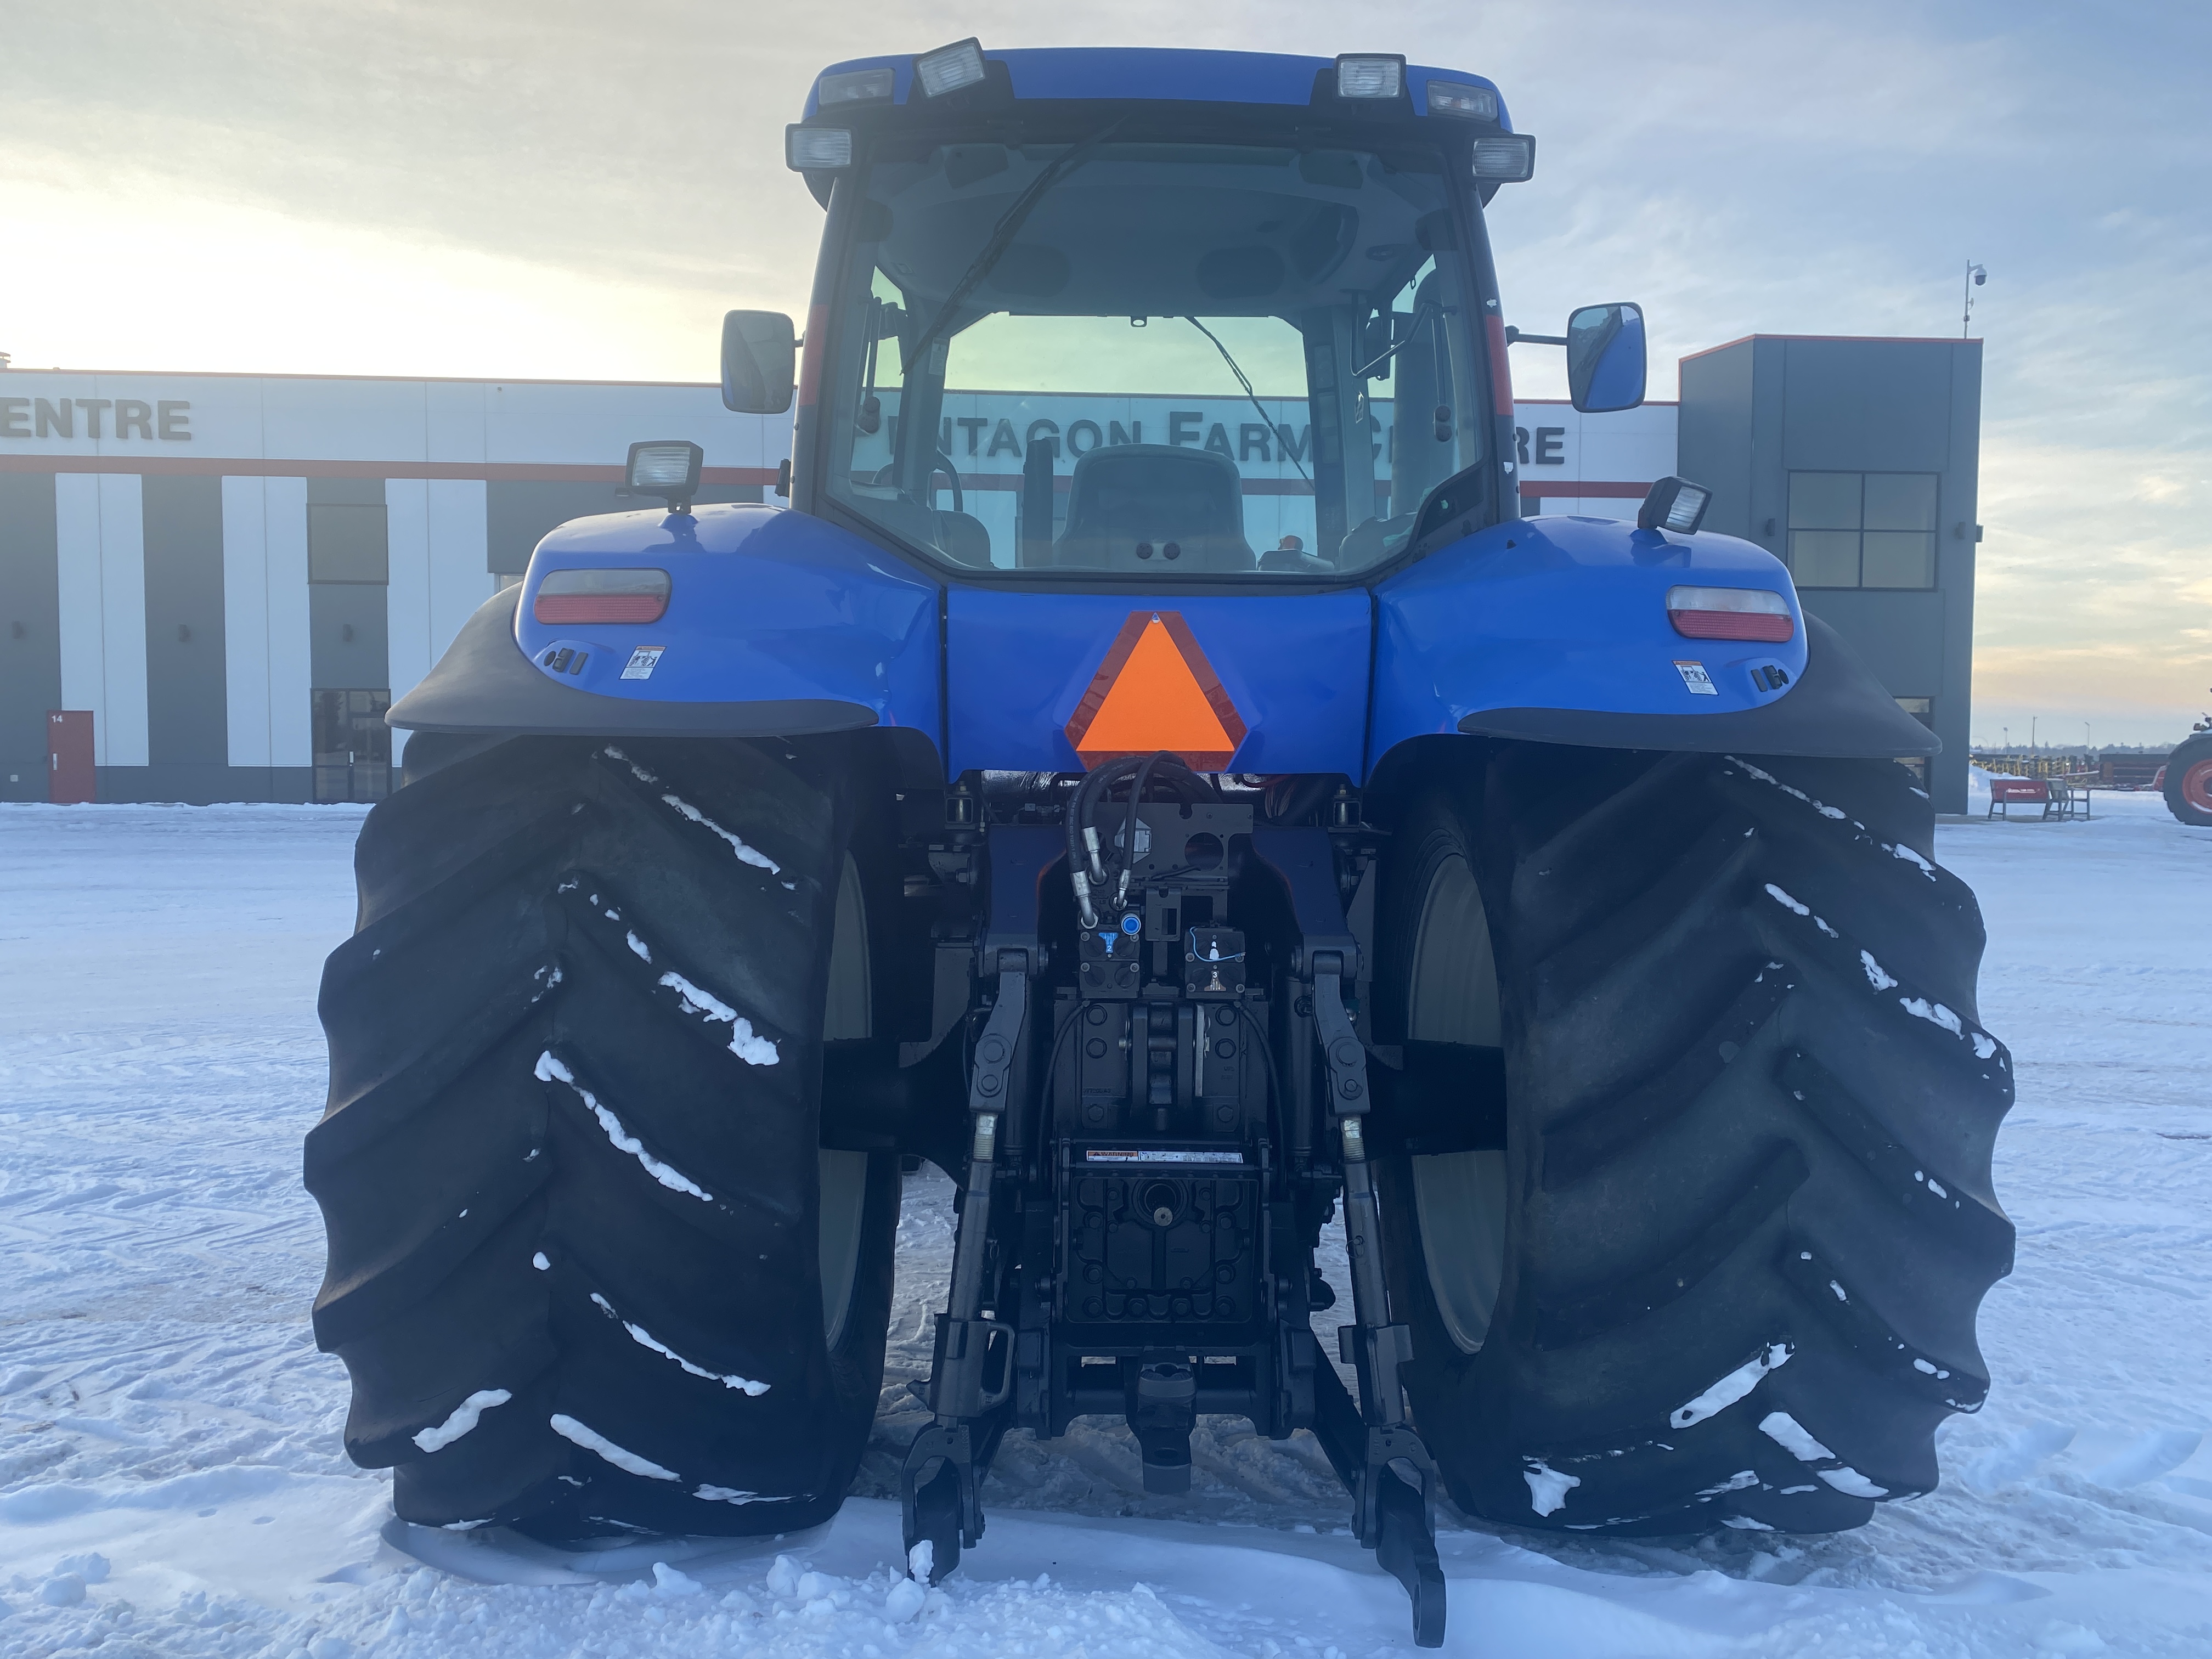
top-left (868, 451), bottom-right (964, 515)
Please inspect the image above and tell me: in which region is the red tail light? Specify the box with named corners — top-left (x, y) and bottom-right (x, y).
top-left (1666, 585), bottom-right (1794, 643)
top-left (533, 568), bottom-right (670, 625)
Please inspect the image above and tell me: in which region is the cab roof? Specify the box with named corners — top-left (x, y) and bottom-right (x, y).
top-left (800, 46), bottom-right (1513, 130)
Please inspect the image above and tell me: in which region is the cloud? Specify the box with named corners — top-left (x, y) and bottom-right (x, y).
top-left (0, 170), bottom-right (724, 381)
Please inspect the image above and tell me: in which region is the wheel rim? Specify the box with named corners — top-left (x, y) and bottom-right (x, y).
top-left (1406, 849), bottom-right (1507, 1354)
top-left (1407, 852), bottom-right (1499, 1046)
top-left (2183, 758), bottom-right (2212, 816)
top-left (819, 853), bottom-right (872, 1351)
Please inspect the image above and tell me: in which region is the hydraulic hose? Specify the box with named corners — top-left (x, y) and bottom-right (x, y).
top-left (1066, 753), bottom-right (1220, 924)
top-left (1065, 757), bottom-right (1140, 927)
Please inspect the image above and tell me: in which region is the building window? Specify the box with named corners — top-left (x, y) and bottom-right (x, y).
top-left (313, 689), bottom-right (391, 803)
top-left (1787, 472), bottom-right (1938, 589)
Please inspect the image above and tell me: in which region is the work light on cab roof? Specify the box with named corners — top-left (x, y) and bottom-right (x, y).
top-left (1332, 54), bottom-right (1404, 99)
top-left (788, 41), bottom-right (1531, 191)
top-left (915, 38), bottom-right (988, 98)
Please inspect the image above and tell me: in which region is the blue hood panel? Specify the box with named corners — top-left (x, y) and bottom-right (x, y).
top-left (514, 504), bottom-right (942, 738)
top-left (946, 588), bottom-right (1372, 778)
top-left (1369, 515), bottom-right (1809, 763)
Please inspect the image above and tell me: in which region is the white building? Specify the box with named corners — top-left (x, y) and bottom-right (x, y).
top-left (0, 367), bottom-right (1671, 803)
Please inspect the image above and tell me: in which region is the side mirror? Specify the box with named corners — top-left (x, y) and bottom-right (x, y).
top-left (1566, 302), bottom-right (1646, 413)
top-left (721, 310), bottom-right (796, 413)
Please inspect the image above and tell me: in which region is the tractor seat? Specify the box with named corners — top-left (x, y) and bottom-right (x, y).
top-left (1053, 444), bottom-right (1256, 573)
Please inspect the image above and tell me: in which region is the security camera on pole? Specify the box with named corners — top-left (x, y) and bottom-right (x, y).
top-left (1963, 262), bottom-right (1987, 336)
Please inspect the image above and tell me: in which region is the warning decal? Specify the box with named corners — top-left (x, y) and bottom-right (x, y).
top-left (1064, 612), bottom-right (1248, 770)
top-left (1673, 659), bottom-right (1718, 696)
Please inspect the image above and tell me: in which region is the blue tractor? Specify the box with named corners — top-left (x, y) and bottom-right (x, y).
top-left (308, 43), bottom-right (2013, 1645)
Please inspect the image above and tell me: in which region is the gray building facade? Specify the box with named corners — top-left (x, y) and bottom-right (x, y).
top-left (1677, 335), bottom-right (1983, 814)
top-left (0, 371), bottom-right (781, 805)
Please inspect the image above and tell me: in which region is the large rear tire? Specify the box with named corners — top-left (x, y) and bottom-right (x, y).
top-left (308, 735), bottom-right (898, 1538)
top-left (1374, 746), bottom-right (2014, 1534)
top-left (2162, 733), bottom-right (2212, 826)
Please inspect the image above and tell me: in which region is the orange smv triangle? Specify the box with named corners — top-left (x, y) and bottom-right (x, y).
top-left (1065, 612), bottom-right (1247, 772)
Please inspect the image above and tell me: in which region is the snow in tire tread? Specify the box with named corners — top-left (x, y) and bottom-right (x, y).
top-left (1384, 747), bottom-right (2013, 1537)
top-left (306, 737), bottom-right (891, 1537)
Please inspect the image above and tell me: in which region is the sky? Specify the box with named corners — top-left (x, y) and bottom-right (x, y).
top-left (3, 0), bottom-right (2207, 744)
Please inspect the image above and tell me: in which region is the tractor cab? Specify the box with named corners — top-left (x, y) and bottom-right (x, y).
top-left (740, 44), bottom-right (1645, 583)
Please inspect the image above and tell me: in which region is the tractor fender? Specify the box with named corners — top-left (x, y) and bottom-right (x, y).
top-left (387, 504), bottom-right (944, 762)
top-left (1368, 515), bottom-right (1933, 769)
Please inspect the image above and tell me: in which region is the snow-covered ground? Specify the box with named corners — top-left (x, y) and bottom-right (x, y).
top-left (2, 793), bottom-right (2208, 1657)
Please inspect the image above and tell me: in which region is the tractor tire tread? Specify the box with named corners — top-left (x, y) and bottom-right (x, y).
top-left (307, 736), bottom-right (896, 1537)
top-left (1381, 747), bottom-right (2013, 1537)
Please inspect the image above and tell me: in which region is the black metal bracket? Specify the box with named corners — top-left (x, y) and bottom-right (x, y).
top-left (1311, 950), bottom-right (1369, 1121)
top-left (1311, 1365), bottom-right (1447, 1649)
top-left (1308, 953), bottom-right (1446, 1647)
top-left (899, 1420), bottom-right (983, 1583)
top-left (900, 951), bottom-right (1029, 1582)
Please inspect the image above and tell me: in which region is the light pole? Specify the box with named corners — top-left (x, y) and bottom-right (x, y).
top-left (1963, 263), bottom-right (1987, 337)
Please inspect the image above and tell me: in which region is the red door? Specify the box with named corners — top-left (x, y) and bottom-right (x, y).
top-left (47, 711), bottom-right (93, 804)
